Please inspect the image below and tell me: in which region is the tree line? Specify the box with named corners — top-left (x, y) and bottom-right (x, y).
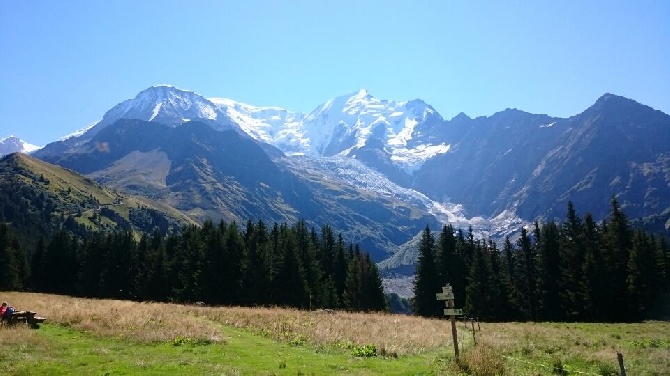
top-left (414, 199), bottom-right (669, 322)
top-left (3, 197), bottom-right (668, 321)
top-left (0, 219), bottom-right (387, 312)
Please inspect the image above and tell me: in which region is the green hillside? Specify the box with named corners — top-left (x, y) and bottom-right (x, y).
top-left (0, 153), bottom-right (194, 247)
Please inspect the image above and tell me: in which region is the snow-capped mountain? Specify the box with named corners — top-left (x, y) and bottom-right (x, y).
top-left (299, 89), bottom-right (450, 171)
top-left (63, 85), bottom-right (240, 144)
top-left (211, 89), bottom-right (452, 173)
top-left (208, 97), bottom-right (305, 152)
top-left (30, 85), bottom-right (670, 272)
top-left (0, 136), bottom-right (41, 157)
top-left (35, 85), bottom-right (244, 158)
top-left (40, 85), bottom-right (451, 174)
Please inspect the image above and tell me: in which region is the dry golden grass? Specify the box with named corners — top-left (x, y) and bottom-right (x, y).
top-left (3, 291), bottom-right (668, 374)
top-left (454, 345), bottom-right (505, 376)
top-left (3, 292), bottom-right (457, 355)
top-left (192, 305), bottom-right (457, 355)
top-left (2, 292), bottom-right (225, 343)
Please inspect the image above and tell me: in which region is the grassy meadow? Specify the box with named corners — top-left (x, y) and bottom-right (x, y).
top-left (1, 292), bottom-right (668, 375)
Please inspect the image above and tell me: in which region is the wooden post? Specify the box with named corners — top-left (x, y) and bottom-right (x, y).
top-left (436, 284), bottom-right (462, 360)
top-left (617, 352), bottom-right (626, 376)
top-left (471, 319), bottom-right (476, 346)
top-left (448, 298), bottom-right (459, 359)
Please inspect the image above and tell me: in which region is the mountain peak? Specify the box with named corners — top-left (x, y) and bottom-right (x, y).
top-left (332, 89), bottom-right (374, 107)
top-left (135, 85), bottom-right (201, 103)
top-left (595, 92), bottom-right (632, 104)
top-left (585, 93), bottom-right (653, 115)
top-left (450, 112), bottom-right (472, 121)
top-left (351, 88), bottom-right (370, 98)
top-left (0, 135), bottom-right (41, 157)
top-left (40, 85), bottom-right (235, 149)
top-left (151, 83), bottom-right (177, 89)
top-left (0, 135), bottom-right (18, 142)
top-left (102, 84), bottom-right (223, 124)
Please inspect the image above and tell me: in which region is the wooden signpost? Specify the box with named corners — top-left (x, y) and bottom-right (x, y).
top-left (436, 283), bottom-right (462, 359)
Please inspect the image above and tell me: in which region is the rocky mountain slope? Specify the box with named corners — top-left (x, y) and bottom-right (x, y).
top-left (24, 85), bottom-right (670, 272)
top-left (414, 94), bottom-right (670, 222)
top-left (204, 87), bottom-right (670, 224)
top-left (36, 118), bottom-right (464, 262)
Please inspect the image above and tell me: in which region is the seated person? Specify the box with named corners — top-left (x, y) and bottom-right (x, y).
top-left (0, 302), bottom-right (14, 322)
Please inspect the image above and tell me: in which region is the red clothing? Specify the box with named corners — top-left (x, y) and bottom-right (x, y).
top-left (0, 306), bottom-right (6, 317)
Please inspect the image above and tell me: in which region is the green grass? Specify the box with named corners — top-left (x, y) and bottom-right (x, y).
top-left (494, 322), bottom-right (670, 376)
top-left (0, 324), bottom-right (450, 375)
top-left (4, 321), bottom-right (668, 375)
top-left (2, 292), bottom-right (669, 375)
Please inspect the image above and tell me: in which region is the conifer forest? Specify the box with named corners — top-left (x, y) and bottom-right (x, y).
top-left (2, 198), bottom-right (668, 321)
top-left (413, 199), bottom-right (669, 322)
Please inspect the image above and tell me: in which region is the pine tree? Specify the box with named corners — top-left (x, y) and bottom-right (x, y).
top-left (318, 225), bottom-right (339, 308)
top-left (363, 253), bottom-right (387, 311)
top-left (223, 221), bottom-right (245, 304)
top-left (517, 227), bottom-right (537, 320)
top-left (581, 213), bottom-right (606, 321)
top-left (343, 246), bottom-right (363, 310)
top-left (200, 221), bottom-right (225, 304)
top-left (536, 221), bottom-right (563, 321)
top-left (29, 237), bottom-right (47, 290)
top-left (274, 227), bottom-right (308, 307)
top-left (413, 226), bottom-right (441, 317)
top-left (333, 234), bottom-right (348, 307)
top-left (653, 235), bottom-right (670, 317)
top-left (77, 233), bottom-right (106, 297)
top-left (437, 224), bottom-right (457, 287)
top-left (242, 220), bottom-right (271, 305)
top-left (465, 241), bottom-right (494, 319)
top-left (144, 230), bottom-right (170, 301)
top-left (267, 223), bottom-right (283, 304)
top-left (293, 220), bottom-right (322, 309)
top-left (117, 231), bottom-right (138, 299)
top-left (0, 223), bottom-right (21, 290)
top-left (487, 240), bottom-right (514, 320)
top-left (41, 230), bottom-right (78, 294)
top-left (601, 197), bottom-right (631, 321)
top-left (132, 233), bottom-right (150, 300)
top-left (452, 229), bottom-right (468, 308)
top-left (559, 201), bottom-right (586, 320)
top-left (656, 236), bottom-right (669, 289)
top-left (501, 236), bottom-right (522, 317)
top-left (626, 230), bottom-right (654, 319)
top-left (168, 226), bottom-right (199, 302)
top-left (318, 224), bottom-right (335, 276)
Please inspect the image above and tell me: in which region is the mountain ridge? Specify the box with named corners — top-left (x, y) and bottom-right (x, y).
top-left (36, 118), bottom-right (475, 262)
top-left (10, 85), bottom-right (670, 275)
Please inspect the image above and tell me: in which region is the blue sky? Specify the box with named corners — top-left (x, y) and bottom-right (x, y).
top-left (1, 1), bottom-right (669, 146)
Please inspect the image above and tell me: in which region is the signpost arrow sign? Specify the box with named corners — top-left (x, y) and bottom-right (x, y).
top-left (436, 292), bottom-right (455, 300)
top-left (436, 283), bottom-right (460, 359)
top-left (444, 308), bottom-right (463, 316)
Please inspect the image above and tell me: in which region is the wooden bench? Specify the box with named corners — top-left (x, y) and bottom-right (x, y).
top-left (5, 311), bottom-right (46, 328)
